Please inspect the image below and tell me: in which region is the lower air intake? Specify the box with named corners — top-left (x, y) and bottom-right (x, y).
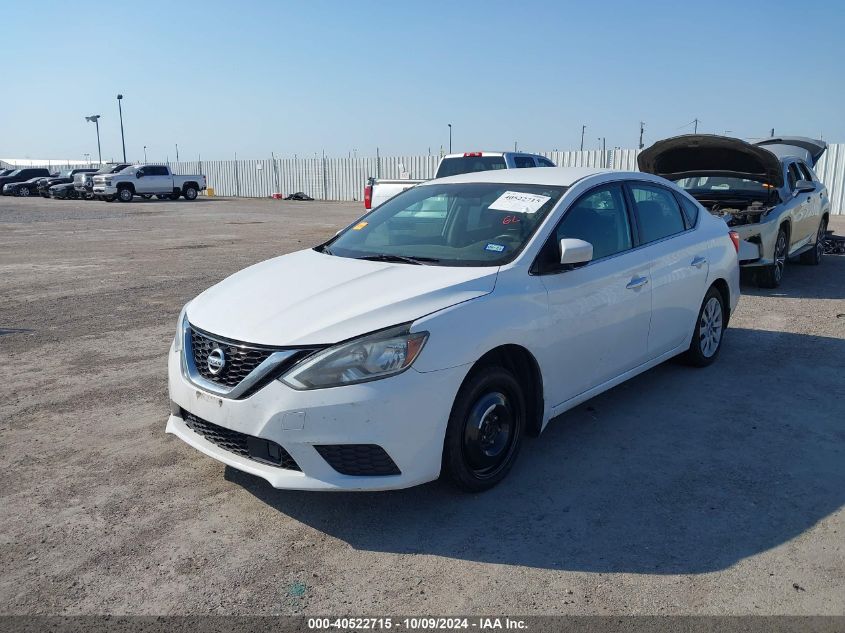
top-left (315, 444), bottom-right (401, 476)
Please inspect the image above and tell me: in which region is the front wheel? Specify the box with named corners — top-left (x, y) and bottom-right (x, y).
top-left (442, 366), bottom-right (525, 492)
top-left (800, 217), bottom-right (827, 265)
top-left (117, 188), bottom-right (133, 202)
top-left (757, 226), bottom-right (788, 288)
top-left (683, 286), bottom-right (726, 367)
top-left (19, 188), bottom-right (31, 197)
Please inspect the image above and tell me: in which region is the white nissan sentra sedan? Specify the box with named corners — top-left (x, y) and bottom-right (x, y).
top-left (166, 167), bottom-right (740, 492)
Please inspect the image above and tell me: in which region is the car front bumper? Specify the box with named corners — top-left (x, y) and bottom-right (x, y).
top-left (166, 342), bottom-right (468, 491)
top-left (730, 220), bottom-right (780, 268)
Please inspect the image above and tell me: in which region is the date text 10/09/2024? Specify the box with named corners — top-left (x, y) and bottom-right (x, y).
top-left (307, 617), bottom-right (529, 631)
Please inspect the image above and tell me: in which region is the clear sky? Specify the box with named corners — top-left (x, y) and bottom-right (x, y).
top-left (2, 0), bottom-right (843, 162)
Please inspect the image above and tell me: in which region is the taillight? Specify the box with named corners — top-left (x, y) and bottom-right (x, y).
top-left (463, 152), bottom-right (483, 157)
top-left (729, 230), bottom-right (740, 253)
top-left (364, 184), bottom-right (372, 209)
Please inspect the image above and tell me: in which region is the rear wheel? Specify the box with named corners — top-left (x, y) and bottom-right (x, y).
top-left (683, 286), bottom-right (726, 367)
top-left (183, 186), bottom-right (198, 200)
top-left (800, 217), bottom-right (827, 265)
top-left (757, 226), bottom-right (788, 288)
top-left (117, 187), bottom-right (133, 202)
top-left (442, 366), bottom-right (525, 492)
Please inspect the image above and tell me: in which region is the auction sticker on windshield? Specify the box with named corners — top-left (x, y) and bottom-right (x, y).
top-left (488, 191), bottom-right (551, 214)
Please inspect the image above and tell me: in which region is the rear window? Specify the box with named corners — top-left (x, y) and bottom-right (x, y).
top-left (435, 156), bottom-right (507, 179)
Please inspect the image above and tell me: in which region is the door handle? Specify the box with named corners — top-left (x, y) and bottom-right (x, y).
top-left (626, 276), bottom-right (649, 290)
top-left (691, 255), bottom-right (707, 268)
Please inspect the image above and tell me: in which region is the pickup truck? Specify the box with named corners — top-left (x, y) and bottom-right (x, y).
top-left (92, 164), bottom-right (206, 202)
top-left (364, 151), bottom-right (555, 209)
top-left (74, 163), bottom-right (130, 199)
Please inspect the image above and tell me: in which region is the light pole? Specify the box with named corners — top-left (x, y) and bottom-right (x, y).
top-left (116, 94), bottom-right (126, 163)
top-left (175, 143), bottom-right (179, 162)
top-left (580, 124), bottom-right (586, 151)
top-left (83, 153), bottom-right (90, 166)
top-left (85, 115), bottom-right (102, 164)
top-left (448, 123), bottom-right (452, 153)
top-left (143, 146), bottom-right (147, 163)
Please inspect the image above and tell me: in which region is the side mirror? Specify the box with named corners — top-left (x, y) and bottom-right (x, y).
top-left (136, 170), bottom-right (144, 178)
top-left (560, 238), bottom-right (593, 266)
top-left (795, 179), bottom-right (814, 193)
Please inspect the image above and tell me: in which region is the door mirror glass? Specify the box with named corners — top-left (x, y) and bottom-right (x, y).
top-left (560, 238), bottom-right (593, 266)
top-left (795, 179), bottom-right (814, 193)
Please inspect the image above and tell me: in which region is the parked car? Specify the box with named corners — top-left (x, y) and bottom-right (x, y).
top-left (166, 167), bottom-right (740, 492)
top-left (3, 176), bottom-right (50, 197)
top-left (37, 168), bottom-right (99, 197)
top-left (0, 169), bottom-right (16, 178)
top-left (74, 164), bottom-right (130, 199)
top-left (0, 168), bottom-right (51, 192)
top-left (92, 164), bottom-right (206, 202)
top-left (638, 135), bottom-right (830, 288)
top-left (365, 151), bottom-right (556, 210)
top-left (49, 182), bottom-right (79, 199)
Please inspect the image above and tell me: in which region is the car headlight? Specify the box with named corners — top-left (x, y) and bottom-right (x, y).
top-left (173, 303), bottom-right (190, 353)
top-left (103, 178), bottom-right (112, 186)
top-left (280, 324), bottom-right (428, 390)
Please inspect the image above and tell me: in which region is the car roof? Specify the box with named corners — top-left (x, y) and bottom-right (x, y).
top-left (422, 166), bottom-right (614, 187)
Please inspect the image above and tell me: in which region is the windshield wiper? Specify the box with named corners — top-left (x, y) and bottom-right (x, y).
top-left (356, 253), bottom-right (440, 265)
top-left (316, 243), bottom-right (334, 255)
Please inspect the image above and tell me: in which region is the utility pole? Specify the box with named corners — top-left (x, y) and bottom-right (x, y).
top-left (580, 125), bottom-right (586, 151)
top-left (693, 118), bottom-right (699, 133)
top-left (116, 94), bottom-right (126, 163)
top-left (770, 128), bottom-right (775, 137)
top-left (448, 124), bottom-right (452, 153)
top-left (514, 141), bottom-right (518, 152)
top-left (175, 144), bottom-right (179, 162)
top-left (639, 121), bottom-right (645, 149)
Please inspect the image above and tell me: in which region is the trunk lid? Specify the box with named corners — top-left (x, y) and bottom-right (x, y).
top-left (752, 137), bottom-right (827, 167)
top-left (638, 135), bottom-right (784, 188)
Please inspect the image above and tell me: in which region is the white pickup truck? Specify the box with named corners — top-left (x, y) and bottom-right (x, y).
top-left (92, 164), bottom-right (207, 202)
top-left (364, 151), bottom-right (555, 209)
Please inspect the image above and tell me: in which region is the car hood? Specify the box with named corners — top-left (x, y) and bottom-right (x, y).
top-left (638, 135), bottom-right (784, 188)
top-left (752, 137), bottom-right (827, 167)
top-left (186, 248), bottom-right (498, 346)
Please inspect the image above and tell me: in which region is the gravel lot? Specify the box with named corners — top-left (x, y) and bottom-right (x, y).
top-left (1, 195), bottom-right (843, 616)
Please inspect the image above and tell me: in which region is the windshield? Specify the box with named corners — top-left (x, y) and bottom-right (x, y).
top-left (58, 169), bottom-right (72, 178)
top-left (435, 156), bottom-right (507, 179)
top-left (673, 176), bottom-right (772, 196)
top-left (324, 182), bottom-right (566, 266)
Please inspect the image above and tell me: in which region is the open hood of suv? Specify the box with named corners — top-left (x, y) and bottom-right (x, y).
top-left (638, 135), bottom-right (784, 188)
top-left (753, 137), bottom-right (827, 167)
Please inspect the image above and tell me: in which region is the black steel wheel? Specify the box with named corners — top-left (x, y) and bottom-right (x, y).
top-left (443, 365), bottom-right (525, 492)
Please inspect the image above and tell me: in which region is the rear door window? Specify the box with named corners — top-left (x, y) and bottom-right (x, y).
top-left (675, 194), bottom-right (700, 228)
top-left (787, 163), bottom-right (801, 190)
top-left (513, 156), bottom-right (536, 168)
top-left (537, 158), bottom-right (555, 167)
top-left (628, 183), bottom-right (687, 244)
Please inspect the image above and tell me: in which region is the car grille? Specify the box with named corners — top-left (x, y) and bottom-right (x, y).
top-left (190, 327), bottom-right (275, 388)
top-left (315, 444), bottom-right (401, 476)
top-left (181, 409), bottom-right (301, 470)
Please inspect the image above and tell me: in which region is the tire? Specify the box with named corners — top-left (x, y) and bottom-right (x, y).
top-left (20, 188), bottom-right (31, 197)
top-left (800, 216), bottom-right (827, 265)
top-left (141, 194), bottom-right (153, 200)
top-left (757, 226), bottom-right (788, 288)
top-left (117, 187), bottom-right (133, 203)
top-left (183, 186), bottom-right (198, 200)
top-left (683, 286), bottom-right (726, 367)
top-left (168, 192), bottom-right (180, 201)
top-left (442, 365), bottom-right (526, 492)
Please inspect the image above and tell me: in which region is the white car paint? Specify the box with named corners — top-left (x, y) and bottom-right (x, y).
top-left (167, 167), bottom-right (740, 491)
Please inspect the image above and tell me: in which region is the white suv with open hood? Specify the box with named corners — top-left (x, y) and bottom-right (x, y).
top-left (639, 135), bottom-right (830, 288)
